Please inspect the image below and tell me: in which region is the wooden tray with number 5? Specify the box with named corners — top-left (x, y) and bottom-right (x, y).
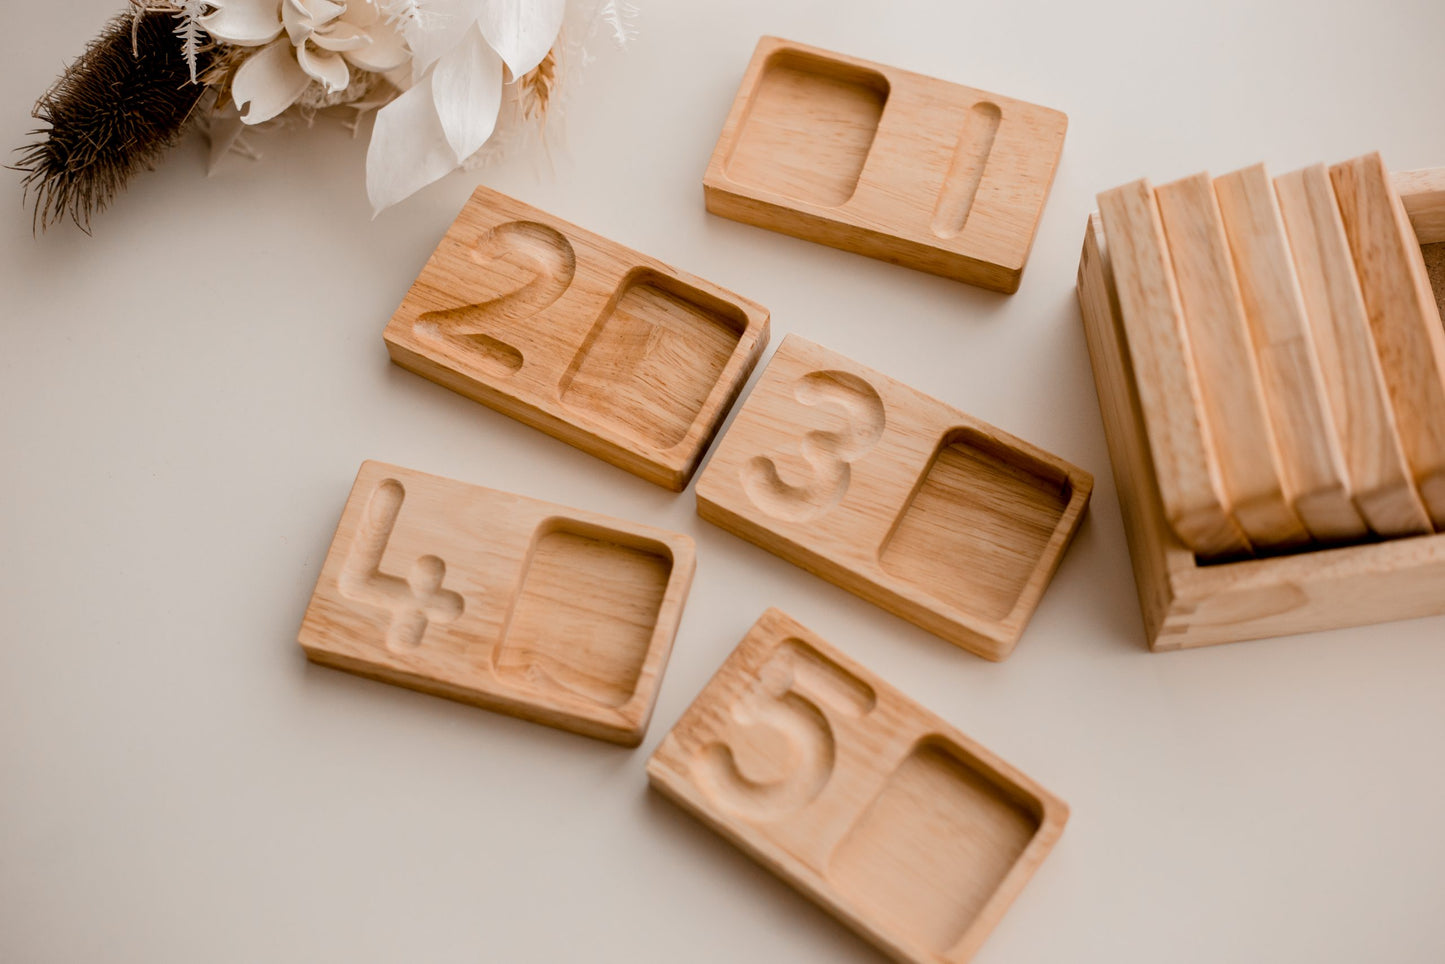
top-left (648, 609), bottom-right (1068, 964)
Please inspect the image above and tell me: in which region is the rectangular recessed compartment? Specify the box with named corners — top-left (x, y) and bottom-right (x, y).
top-left (879, 429), bottom-right (1073, 622)
top-left (297, 461), bottom-right (695, 744)
top-left (384, 187), bottom-right (769, 490)
top-left (559, 269), bottom-right (748, 451)
top-left (495, 520), bottom-right (673, 709)
top-left (648, 609), bottom-right (1067, 964)
top-left (704, 37), bottom-right (1067, 292)
top-left (1075, 165), bottom-right (1445, 651)
top-left (724, 49), bottom-right (889, 207)
top-left (696, 335), bottom-right (1092, 661)
top-left (827, 738), bottom-right (1042, 955)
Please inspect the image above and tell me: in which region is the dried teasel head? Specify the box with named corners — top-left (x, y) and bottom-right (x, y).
top-left (12, 8), bottom-right (217, 231)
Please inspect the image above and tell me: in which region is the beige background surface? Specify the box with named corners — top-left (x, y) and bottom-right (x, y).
top-left (3, 1), bottom-right (1444, 961)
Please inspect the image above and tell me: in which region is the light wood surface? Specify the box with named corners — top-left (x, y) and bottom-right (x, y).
top-left (1425, 242), bottom-right (1445, 322)
top-left (1153, 172), bottom-right (1304, 549)
top-left (703, 37), bottom-right (1067, 293)
top-left (1274, 164), bottom-right (1432, 538)
top-left (1212, 164), bottom-right (1362, 543)
top-left (297, 461), bottom-right (695, 745)
top-left (1077, 181), bottom-right (1445, 650)
top-left (1394, 166), bottom-right (1445, 245)
top-left (1096, 179), bottom-right (1248, 558)
top-left (647, 608), bottom-right (1068, 964)
top-left (384, 186), bottom-right (770, 491)
top-left (695, 334), bottom-right (1091, 661)
top-left (1331, 153), bottom-right (1445, 528)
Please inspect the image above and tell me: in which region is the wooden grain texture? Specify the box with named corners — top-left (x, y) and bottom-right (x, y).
top-left (297, 461), bottom-right (695, 745)
top-left (1394, 165), bottom-right (1445, 316)
top-left (1332, 153), bottom-right (1445, 528)
top-left (695, 335), bottom-right (1092, 661)
top-left (1096, 179), bottom-right (1249, 559)
top-left (1075, 214), bottom-right (1176, 641)
top-left (703, 37), bottom-right (1067, 293)
top-left (384, 186), bottom-right (769, 491)
top-left (1077, 211), bottom-right (1445, 651)
top-left (1394, 166), bottom-right (1445, 244)
top-left (648, 608), bottom-right (1067, 964)
top-left (1424, 242), bottom-right (1445, 320)
top-left (1153, 172), bottom-right (1306, 549)
top-left (1274, 164), bottom-right (1431, 538)
top-left (1212, 164), bottom-right (1363, 543)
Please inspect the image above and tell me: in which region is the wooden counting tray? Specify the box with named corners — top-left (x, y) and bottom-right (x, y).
top-left (648, 609), bottom-right (1068, 964)
top-left (1076, 164), bottom-right (1445, 650)
top-left (696, 335), bottom-right (1093, 661)
top-left (384, 187), bottom-right (770, 491)
top-left (703, 37), bottom-right (1068, 293)
top-left (297, 461), bottom-right (695, 745)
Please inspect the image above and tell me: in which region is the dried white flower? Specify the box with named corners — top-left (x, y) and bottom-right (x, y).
top-left (203, 0), bottom-right (411, 123)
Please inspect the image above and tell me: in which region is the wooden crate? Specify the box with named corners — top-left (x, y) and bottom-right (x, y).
top-left (1075, 166), bottom-right (1445, 650)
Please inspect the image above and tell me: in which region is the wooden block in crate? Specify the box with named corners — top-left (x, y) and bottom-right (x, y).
top-left (703, 37), bottom-right (1067, 293)
top-left (1331, 153), bottom-right (1445, 527)
top-left (1075, 166), bottom-right (1445, 651)
top-left (384, 187), bottom-right (770, 491)
top-left (648, 608), bottom-right (1067, 964)
top-left (297, 461), bottom-right (695, 744)
top-left (1213, 163), bottom-right (1363, 543)
top-left (1274, 164), bottom-right (1432, 538)
top-left (1096, 179), bottom-right (1249, 558)
top-left (1151, 172), bottom-right (1305, 551)
top-left (695, 335), bottom-right (1092, 661)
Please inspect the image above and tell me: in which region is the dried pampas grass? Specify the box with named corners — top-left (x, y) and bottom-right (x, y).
top-left (518, 49), bottom-right (558, 121)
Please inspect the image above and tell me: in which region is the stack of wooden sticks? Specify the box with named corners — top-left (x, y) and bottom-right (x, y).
top-left (1097, 151), bottom-right (1445, 561)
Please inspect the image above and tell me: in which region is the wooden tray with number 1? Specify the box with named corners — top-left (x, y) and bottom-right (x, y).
top-left (703, 37), bottom-right (1068, 292)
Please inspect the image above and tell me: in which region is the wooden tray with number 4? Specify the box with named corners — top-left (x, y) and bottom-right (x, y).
top-left (648, 609), bottom-right (1068, 964)
top-left (297, 461), bottom-right (695, 745)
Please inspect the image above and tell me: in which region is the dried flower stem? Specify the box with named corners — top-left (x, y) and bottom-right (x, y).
top-left (518, 48), bottom-right (558, 122)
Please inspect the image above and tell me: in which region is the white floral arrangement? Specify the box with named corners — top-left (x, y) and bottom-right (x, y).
top-left (16, 0), bottom-right (635, 229)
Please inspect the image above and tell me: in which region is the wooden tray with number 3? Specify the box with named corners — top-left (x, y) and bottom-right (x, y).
top-left (648, 609), bottom-right (1068, 964)
top-left (696, 335), bottom-right (1092, 660)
